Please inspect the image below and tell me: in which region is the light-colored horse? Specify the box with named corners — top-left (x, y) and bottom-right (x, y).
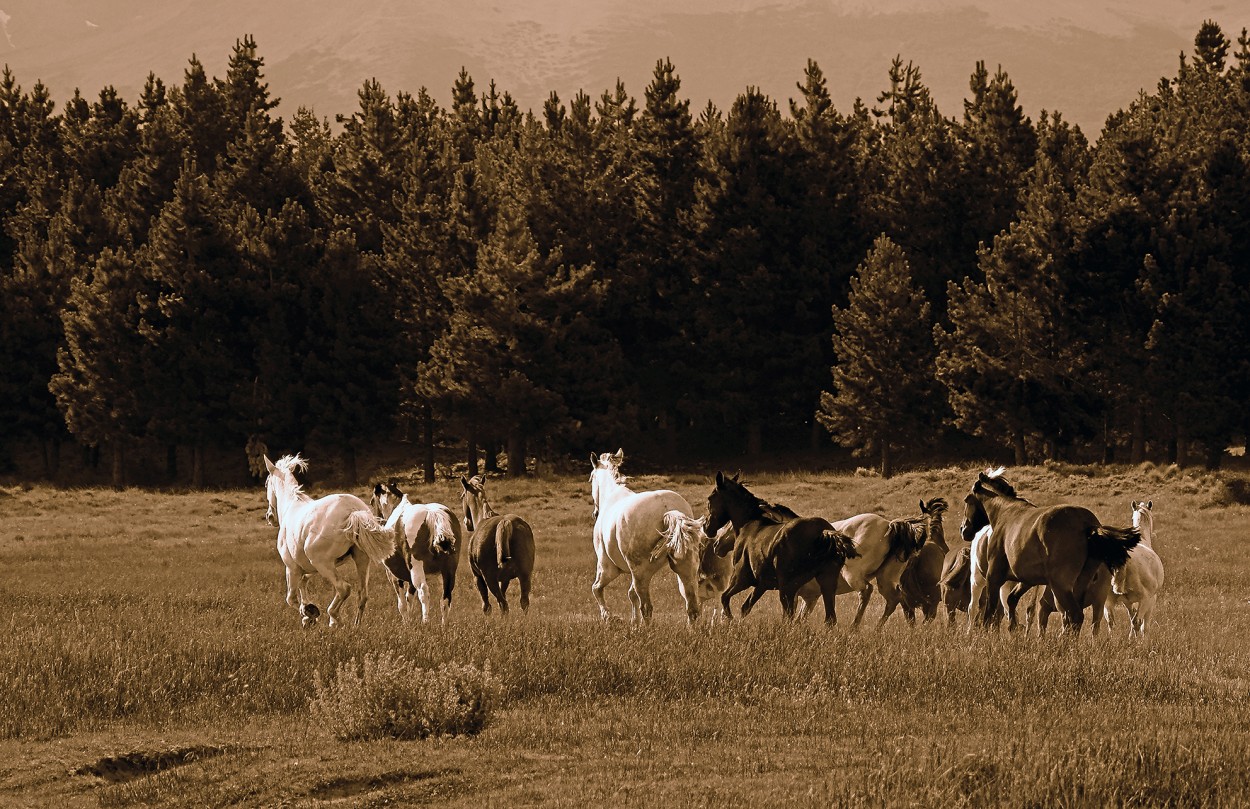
top-left (370, 482), bottom-right (463, 624)
top-left (589, 449), bottom-right (703, 625)
top-left (264, 454), bottom-right (396, 628)
top-left (1103, 500), bottom-right (1164, 637)
top-left (796, 511), bottom-right (925, 628)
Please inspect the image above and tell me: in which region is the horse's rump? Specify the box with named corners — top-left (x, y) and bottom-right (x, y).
top-left (940, 546), bottom-right (971, 590)
top-left (343, 509), bottom-right (397, 563)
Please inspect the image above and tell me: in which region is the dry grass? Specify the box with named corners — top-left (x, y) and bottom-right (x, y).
top-left (1, 463), bottom-right (1248, 806)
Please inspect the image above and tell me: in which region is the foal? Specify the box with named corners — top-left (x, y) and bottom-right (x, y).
top-left (460, 475), bottom-right (536, 614)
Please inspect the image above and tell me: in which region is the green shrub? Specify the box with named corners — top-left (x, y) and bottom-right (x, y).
top-left (308, 652), bottom-right (501, 741)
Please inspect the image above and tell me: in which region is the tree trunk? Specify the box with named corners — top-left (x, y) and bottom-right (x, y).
top-left (166, 444), bottom-right (178, 483)
top-left (1130, 403), bottom-right (1145, 464)
top-left (507, 433), bottom-right (526, 478)
top-left (746, 423), bottom-right (763, 457)
top-left (467, 429), bottom-right (479, 477)
top-left (110, 441), bottom-right (125, 490)
top-left (484, 442), bottom-right (501, 473)
top-left (41, 437), bottom-right (60, 480)
top-left (422, 404), bottom-right (436, 483)
top-left (1175, 422), bottom-right (1189, 468)
top-left (342, 444), bottom-right (358, 487)
top-left (1012, 431), bottom-right (1028, 466)
top-left (191, 442), bottom-right (205, 489)
top-left (880, 439), bottom-right (893, 479)
top-left (1205, 442), bottom-right (1223, 470)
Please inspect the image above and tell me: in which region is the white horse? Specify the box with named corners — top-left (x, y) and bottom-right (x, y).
top-left (264, 454), bottom-right (396, 628)
top-left (589, 449), bottom-right (703, 625)
top-left (1103, 500), bottom-right (1164, 637)
top-left (370, 482), bottom-right (463, 624)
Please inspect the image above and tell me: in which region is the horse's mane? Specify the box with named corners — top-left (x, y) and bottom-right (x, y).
top-left (974, 468), bottom-right (1033, 504)
top-left (272, 454), bottom-right (308, 498)
top-left (724, 478), bottom-right (793, 525)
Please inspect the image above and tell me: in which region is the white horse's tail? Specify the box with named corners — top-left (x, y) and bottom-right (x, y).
top-left (430, 507), bottom-right (456, 550)
top-left (654, 511), bottom-right (705, 562)
top-left (345, 509), bottom-right (398, 563)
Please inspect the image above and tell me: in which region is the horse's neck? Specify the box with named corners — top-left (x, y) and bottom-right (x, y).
top-left (276, 487), bottom-right (310, 523)
top-left (928, 516), bottom-right (948, 551)
top-left (384, 497), bottom-right (409, 530)
top-left (1137, 515), bottom-right (1154, 548)
top-left (984, 495), bottom-right (1028, 524)
top-left (727, 494), bottom-right (768, 533)
top-left (596, 475), bottom-right (632, 513)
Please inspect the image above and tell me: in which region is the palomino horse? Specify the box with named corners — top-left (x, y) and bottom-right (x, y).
top-left (898, 498), bottom-right (950, 623)
top-left (795, 507), bottom-right (926, 628)
top-left (962, 467), bottom-right (1140, 635)
top-left (459, 475), bottom-right (536, 614)
top-left (589, 449), bottom-right (704, 625)
top-left (1103, 500), bottom-right (1165, 637)
top-left (370, 482), bottom-right (463, 624)
top-left (264, 454), bottom-right (396, 628)
top-left (703, 472), bottom-right (858, 622)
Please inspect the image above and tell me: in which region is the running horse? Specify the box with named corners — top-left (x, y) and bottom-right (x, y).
top-left (703, 472), bottom-right (858, 622)
top-left (897, 498), bottom-right (950, 623)
top-left (459, 475), bottom-right (536, 614)
top-left (1103, 500), bottom-right (1165, 637)
top-left (370, 482), bottom-right (463, 624)
top-left (589, 449), bottom-right (704, 625)
top-left (264, 454), bottom-right (396, 628)
top-left (962, 467), bottom-right (1140, 635)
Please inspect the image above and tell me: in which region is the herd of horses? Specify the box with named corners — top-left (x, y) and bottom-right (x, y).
top-left (262, 450), bottom-right (1165, 638)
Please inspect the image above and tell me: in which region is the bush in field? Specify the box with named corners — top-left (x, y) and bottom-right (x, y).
top-left (308, 652), bottom-right (501, 741)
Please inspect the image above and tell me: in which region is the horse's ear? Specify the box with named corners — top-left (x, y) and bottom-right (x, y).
top-left (1146, 500), bottom-right (1152, 510)
top-left (460, 475), bottom-right (471, 491)
top-left (1131, 500), bottom-right (1139, 510)
top-left (920, 499), bottom-right (926, 513)
top-left (715, 471), bottom-right (725, 485)
top-left (613, 448), bottom-right (624, 464)
top-left (264, 455), bottom-right (276, 474)
top-left (732, 471), bottom-right (742, 482)
top-left (373, 482), bottom-right (384, 496)
top-left (589, 451), bottom-right (598, 467)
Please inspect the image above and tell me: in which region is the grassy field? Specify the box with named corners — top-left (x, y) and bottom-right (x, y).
top-left (2, 461), bottom-right (1249, 807)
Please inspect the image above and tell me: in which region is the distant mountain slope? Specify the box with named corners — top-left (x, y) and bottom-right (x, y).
top-left (0, 0), bottom-right (1238, 135)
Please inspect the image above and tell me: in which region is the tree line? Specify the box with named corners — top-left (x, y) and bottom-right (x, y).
top-left (1, 22), bottom-right (1247, 487)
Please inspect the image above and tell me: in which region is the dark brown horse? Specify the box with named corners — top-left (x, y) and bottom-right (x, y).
top-left (897, 498), bottom-right (949, 623)
top-left (459, 475), bottom-right (536, 615)
top-left (702, 472), bottom-right (858, 623)
top-left (962, 468), bottom-right (1139, 635)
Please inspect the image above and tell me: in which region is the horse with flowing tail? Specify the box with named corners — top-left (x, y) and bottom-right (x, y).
top-left (589, 449), bottom-right (705, 625)
top-left (703, 472), bottom-right (858, 623)
top-left (264, 455), bottom-right (396, 628)
top-left (369, 482), bottom-right (463, 624)
top-left (1103, 500), bottom-right (1165, 637)
top-left (898, 498), bottom-right (950, 623)
top-left (795, 508), bottom-right (927, 628)
top-left (459, 475), bottom-right (536, 615)
top-left (962, 467), bottom-right (1140, 635)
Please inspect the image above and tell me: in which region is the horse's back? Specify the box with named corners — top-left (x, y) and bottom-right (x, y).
top-left (831, 512), bottom-right (892, 592)
top-left (602, 489), bottom-right (692, 560)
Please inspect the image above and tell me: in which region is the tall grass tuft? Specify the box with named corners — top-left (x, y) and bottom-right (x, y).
top-left (308, 652), bottom-right (500, 741)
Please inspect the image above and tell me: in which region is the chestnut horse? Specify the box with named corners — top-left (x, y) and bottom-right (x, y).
top-left (962, 468), bottom-right (1140, 635)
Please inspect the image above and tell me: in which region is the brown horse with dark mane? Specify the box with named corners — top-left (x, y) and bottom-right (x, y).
top-left (460, 475), bottom-right (536, 615)
top-left (703, 472), bottom-right (858, 623)
top-left (898, 498), bottom-right (949, 623)
top-left (962, 468), bottom-right (1139, 635)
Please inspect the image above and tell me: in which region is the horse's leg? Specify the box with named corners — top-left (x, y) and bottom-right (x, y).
top-left (875, 582), bottom-right (903, 629)
top-left (1136, 594), bottom-right (1157, 637)
top-left (591, 558), bottom-right (623, 623)
top-left (813, 568), bottom-right (841, 626)
top-left (778, 578), bottom-right (803, 621)
top-left (740, 584), bottom-right (770, 618)
top-left (351, 550), bottom-right (371, 627)
top-left (409, 560), bottom-right (431, 623)
top-left (494, 576), bottom-right (511, 615)
top-left (978, 559), bottom-right (1011, 634)
top-left (670, 560), bottom-right (701, 626)
top-left (1002, 582), bottom-right (1030, 633)
top-left (439, 568), bottom-right (455, 625)
top-left (629, 567), bottom-right (658, 625)
top-left (474, 573), bottom-right (492, 614)
top-left (313, 562), bottom-right (351, 629)
top-left (853, 583), bottom-right (873, 628)
top-left (518, 572), bottom-right (532, 613)
top-left (1048, 585), bottom-right (1084, 637)
top-left (720, 564), bottom-right (753, 622)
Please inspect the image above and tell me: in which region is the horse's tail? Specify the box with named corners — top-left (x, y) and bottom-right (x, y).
top-left (497, 516), bottom-right (514, 567)
top-left (345, 509), bottom-right (398, 564)
top-left (430, 507), bottom-right (457, 550)
top-left (887, 518), bottom-right (925, 562)
top-left (822, 529), bottom-right (859, 563)
top-left (654, 511), bottom-right (703, 562)
top-left (1087, 524), bottom-right (1141, 572)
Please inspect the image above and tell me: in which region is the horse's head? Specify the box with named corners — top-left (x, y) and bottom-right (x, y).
top-left (588, 449), bottom-right (626, 521)
top-left (1132, 500), bottom-right (1154, 538)
top-left (370, 481), bottom-right (404, 520)
top-left (960, 492), bottom-right (989, 543)
top-left (704, 471), bottom-right (743, 547)
top-left (460, 475), bottom-right (490, 532)
top-left (264, 454), bottom-right (307, 526)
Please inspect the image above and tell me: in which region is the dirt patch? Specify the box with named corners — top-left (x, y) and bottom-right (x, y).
top-left (309, 767), bottom-right (460, 800)
top-left (72, 745), bottom-right (228, 783)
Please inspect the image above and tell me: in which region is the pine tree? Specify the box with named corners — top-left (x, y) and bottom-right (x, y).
top-left (817, 235), bottom-right (940, 477)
